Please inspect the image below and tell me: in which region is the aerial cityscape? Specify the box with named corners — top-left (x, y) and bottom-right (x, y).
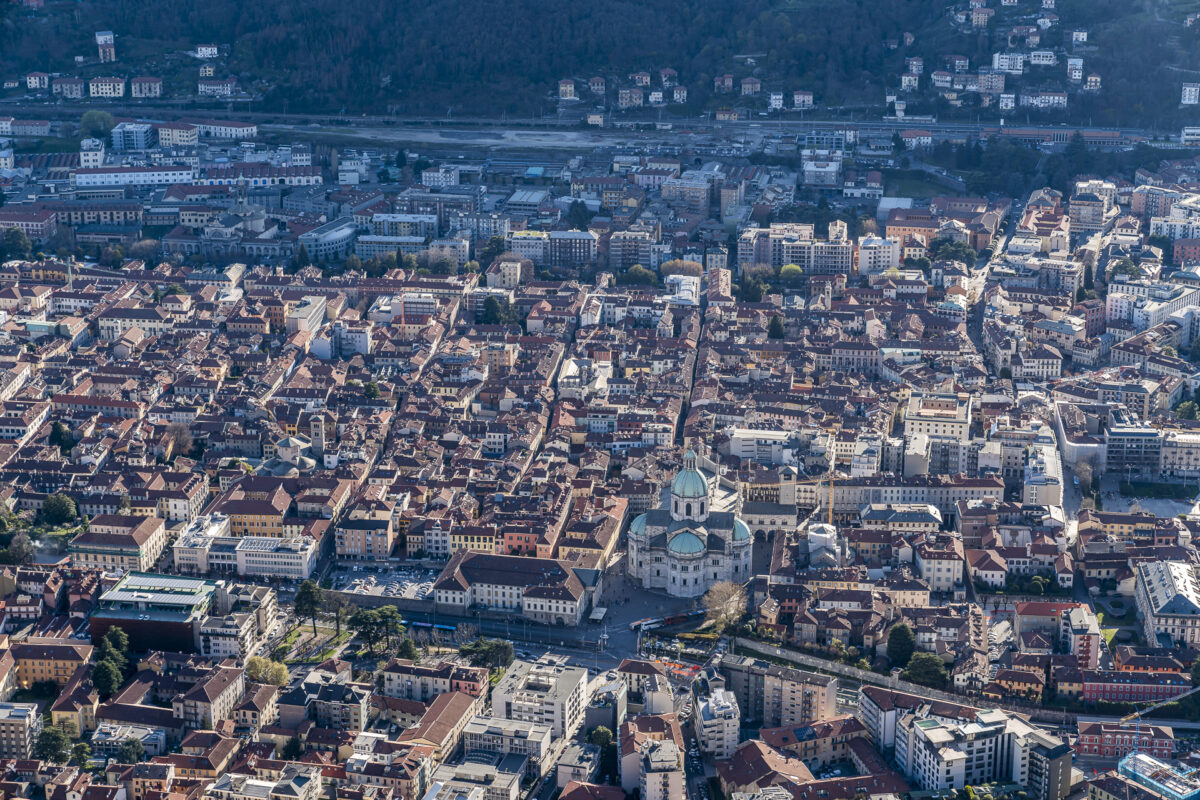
top-left (0, 3), bottom-right (1199, 800)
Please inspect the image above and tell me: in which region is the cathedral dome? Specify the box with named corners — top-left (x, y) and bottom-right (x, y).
top-left (671, 450), bottom-right (707, 499)
top-left (630, 513), bottom-right (647, 536)
top-left (668, 531), bottom-right (705, 555)
top-left (733, 519), bottom-right (750, 541)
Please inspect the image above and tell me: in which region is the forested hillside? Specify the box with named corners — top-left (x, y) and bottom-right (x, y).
top-left (1, 0), bottom-right (1196, 124)
top-left (1, 0), bottom-right (947, 111)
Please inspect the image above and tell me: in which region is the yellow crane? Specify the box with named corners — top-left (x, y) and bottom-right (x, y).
top-left (1118, 683), bottom-right (1200, 724)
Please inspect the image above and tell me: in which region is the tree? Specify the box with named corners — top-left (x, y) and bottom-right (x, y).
top-left (1191, 658), bottom-right (1200, 687)
top-left (43, 493), bottom-right (77, 525)
top-left (376, 605), bottom-right (404, 648)
top-left (166, 422), bottom-right (193, 454)
top-left (71, 742), bottom-right (91, 766)
top-left (767, 315), bottom-right (785, 339)
top-left (35, 727), bottom-right (71, 763)
top-left (49, 421), bottom-right (72, 452)
top-left (6, 534), bottom-right (31, 565)
top-left (350, 607), bottom-right (383, 651)
top-left (1083, 262), bottom-right (1094, 291)
top-left (475, 236), bottom-right (506, 266)
top-left (567, 200), bottom-right (592, 230)
top-left (363, 382), bottom-right (381, 400)
top-left (661, 259), bottom-right (703, 278)
top-left (117, 738), bottom-right (145, 764)
top-left (931, 239), bottom-right (977, 265)
top-left (1178, 401), bottom-right (1199, 421)
top-left (738, 279), bottom-right (764, 303)
top-left (92, 659), bottom-right (122, 698)
top-left (1, 227), bottom-right (31, 260)
top-left (618, 265), bottom-right (657, 286)
top-left (902, 652), bottom-right (949, 690)
top-left (589, 726), bottom-right (613, 748)
top-left (325, 593), bottom-right (354, 638)
top-left (459, 638), bottom-right (514, 669)
top-left (702, 580), bottom-right (747, 635)
top-left (397, 636), bottom-right (419, 660)
top-left (246, 656), bottom-right (290, 685)
top-left (293, 244), bottom-right (311, 269)
top-left (281, 736), bottom-right (303, 760)
top-left (396, 148), bottom-right (407, 168)
top-left (105, 626), bottom-right (129, 658)
top-left (80, 110), bottom-right (115, 139)
top-left (480, 295), bottom-right (521, 326)
top-left (1075, 459), bottom-right (1094, 494)
top-left (1109, 258), bottom-right (1141, 281)
top-left (295, 580), bottom-right (324, 635)
top-left (779, 263), bottom-right (803, 284)
top-left (887, 622), bottom-right (916, 667)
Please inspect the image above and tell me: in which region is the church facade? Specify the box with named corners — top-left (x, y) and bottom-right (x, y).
top-left (627, 451), bottom-right (752, 598)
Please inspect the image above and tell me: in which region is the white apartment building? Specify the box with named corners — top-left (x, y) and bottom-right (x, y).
top-left (492, 659), bottom-right (587, 739)
top-left (462, 716), bottom-right (553, 776)
top-left (696, 689), bottom-right (740, 760)
top-left (904, 392), bottom-right (972, 443)
top-left (74, 166), bottom-right (196, 188)
top-left (505, 230), bottom-right (550, 263)
top-left (857, 235), bottom-right (902, 274)
top-left (1136, 560), bottom-right (1200, 647)
top-left (88, 76), bottom-right (125, 98)
top-left (640, 741), bottom-right (685, 800)
top-left (895, 708), bottom-right (1071, 800)
top-left (173, 513), bottom-right (318, 580)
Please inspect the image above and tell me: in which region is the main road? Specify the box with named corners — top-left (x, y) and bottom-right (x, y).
top-left (0, 97), bottom-right (1159, 150)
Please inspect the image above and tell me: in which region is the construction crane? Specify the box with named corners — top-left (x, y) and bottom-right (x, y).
top-left (1112, 682), bottom-right (1200, 760)
top-left (1118, 683), bottom-right (1200, 725)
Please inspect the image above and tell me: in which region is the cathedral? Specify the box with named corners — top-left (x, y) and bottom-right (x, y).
top-left (626, 450), bottom-right (752, 598)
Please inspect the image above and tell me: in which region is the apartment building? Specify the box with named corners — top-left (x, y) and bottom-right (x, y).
top-left (492, 659), bottom-right (587, 739)
top-left (88, 76), bottom-right (125, 97)
top-left (696, 689), bottom-right (739, 760)
top-left (0, 703), bottom-right (41, 758)
top-left (1136, 560), bottom-right (1200, 647)
top-left (618, 715), bottom-right (685, 800)
top-left (895, 708), bottom-right (1071, 800)
top-left (68, 514), bottom-right (168, 573)
top-left (737, 222), bottom-right (853, 275)
top-left (717, 655), bottom-right (837, 727)
top-left (380, 659), bottom-right (488, 702)
top-left (904, 392), bottom-right (973, 443)
top-left (462, 716), bottom-right (554, 777)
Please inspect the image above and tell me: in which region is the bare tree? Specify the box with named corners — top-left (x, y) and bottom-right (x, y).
top-left (703, 581), bottom-right (748, 635)
top-left (165, 422), bottom-right (193, 454)
top-left (454, 622), bottom-right (478, 644)
top-left (1075, 458), bottom-right (1094, 493)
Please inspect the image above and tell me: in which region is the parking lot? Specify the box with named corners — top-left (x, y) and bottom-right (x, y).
top-left (331, 566), bottom-right (441, 599)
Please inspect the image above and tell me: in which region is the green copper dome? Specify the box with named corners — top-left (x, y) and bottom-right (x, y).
top-left (668, 531), bottom-right (705, 555)
top-left (671, 450), bottom-right (707, 499)
top-left (733, 519), bottom-right (750, 541)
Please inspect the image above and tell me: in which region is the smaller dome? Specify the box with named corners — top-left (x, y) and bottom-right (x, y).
top-left (630, 513), bottom-right (648, 536)
top-left (733, 519), bottom-right (750, 541)
top-left (668, 531), bottom-right (705, 555)
top-left (276, 436), bottom-right (308, 448)
top-left (671, 468), bottom-right (707, 499)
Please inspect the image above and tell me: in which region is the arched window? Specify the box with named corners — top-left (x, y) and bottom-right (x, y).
top-left (700, 501), bottom-right (705, 515)
top-left (686, 502), bottom-right (692, 517)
